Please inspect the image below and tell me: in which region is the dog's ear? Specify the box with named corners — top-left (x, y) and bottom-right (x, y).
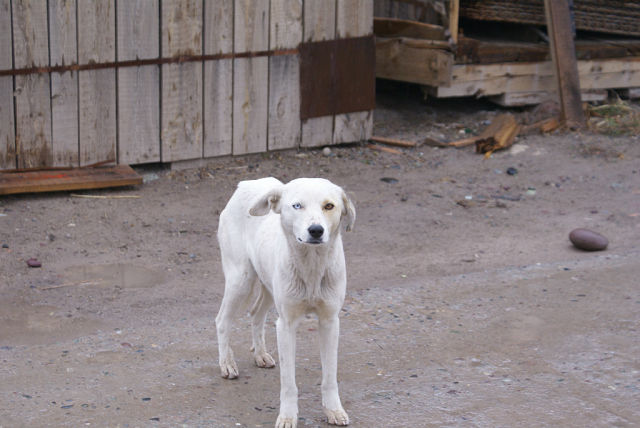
top-left (249, 187), bottom-right (283, 216)
top-left (341, 191), bottom-right (356, 232)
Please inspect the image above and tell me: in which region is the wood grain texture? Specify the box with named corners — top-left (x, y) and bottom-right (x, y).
top-left (161, 0), bottom-right (203, 162)
top-left (204, 59), bottom-right (233, 157)
top-left (271, 0), bottom-right (303, 50)
top-left (334, 0), bottom-right (374, 144)
top-left (301, 0), bottom-right (336, 148)
top-left (203, 1), bottom-right (233, 158)
top-left (78, 0), bottom-right (116, 166)
top-left (0, 0), bottom-right (15, 169)
top-left (118, 0), bottom-right (160, 164)
top-left (12, 0), bottom-right (52, 168)
top-left (268, 54), bottom-right (301, 151)
top-left (233, 57), bottom-right (268, 155)
top-left (49, 0), bottom-right (78, 167)
top-left (234, 0), bottom-right (269, 53)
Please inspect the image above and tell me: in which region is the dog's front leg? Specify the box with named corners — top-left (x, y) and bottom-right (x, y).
top-left (319, 315), bottom-right (349, 426)
top-left (276, 316), bottom-right (299, 428)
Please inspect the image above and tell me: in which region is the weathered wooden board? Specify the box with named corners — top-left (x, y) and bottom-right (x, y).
top-left (490, 90), bottom-right (607, 107)
top-left (269, 55), bottom-right (301, 150)
top-left (335, 0), bottom-right (374, 144)
top-left (430, 58), bottom-right (640, 98)
top-left (117, 0), bottom-right (160, 165)
top-left (0, 0), bottom-right (15, 169)
top-left (78, 0), bottom-right (116, 166)
top-left (12, 0), bottom-right (52, 169)
top-left (0, 165), bottom-right (142, 195)
top-left (301, 0), bottom-right (336, 148)
top-left (161, 0), bottom-right (203, 162)
top-left (203, 0), bottom-right (233, 158)
top-left (233, 0), bottom-right (269, 155)
top-left (49, 0), bottom-right (78, 167)
top-left (376, 37), bottom-right (453, 86)
top-left (268, 0), bottom-right (302, 151)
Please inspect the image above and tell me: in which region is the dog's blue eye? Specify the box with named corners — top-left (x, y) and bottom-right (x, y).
top-left (292, 203), bottom-right (302, 210)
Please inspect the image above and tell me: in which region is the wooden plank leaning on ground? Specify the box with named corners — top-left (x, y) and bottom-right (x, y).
top-left (0, 165), bottom-right (142, 195)
top-left (12, 0), bottom-right (52, 169)
top-left (117, 0), bottom-right (160, 165)
top-left (0, 0), bottom-right (15, 170)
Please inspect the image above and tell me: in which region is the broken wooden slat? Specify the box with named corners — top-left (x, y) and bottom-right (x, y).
top-left (370, 135), bottom-right (417, 148)
top-left (0, 0), bottom-right (15, 170)
top-left (0, 165), bottom-right (142, 195)
top-left (117, 0), bottom-right (160, 165)
top-left (374, 17), bottom-right (447, 40)
top-left (475, 113), bottom-right (521, 154)
top-left (490, 89), bottom-right (607, 107)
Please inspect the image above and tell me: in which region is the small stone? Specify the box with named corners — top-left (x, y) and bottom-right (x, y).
top-left (569, 228), bottom-right (609, 251)
top-left (506, 167), bottom-right (518, 176)
top-left (2, 243), bottom-right (8, 249)
top-left (26, 258), bottom-right (42, 268)
top-left (380, 177), bottom-right (398, 184)
top-left (322, 147), bottom-right (331, 156)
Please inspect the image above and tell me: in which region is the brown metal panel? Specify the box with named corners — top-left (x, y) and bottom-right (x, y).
top-left (300, 35), bottom-right (375, 120)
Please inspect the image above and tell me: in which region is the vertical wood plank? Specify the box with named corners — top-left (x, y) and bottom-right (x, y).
top-left (0, 0), bottom-right (15, 169)
top-left (49, 0), bottom-right (78, 167)
top-left (301, 0), bottom-right (336, 148)
top-left (118, 0), bottom-right (160, 164)
top-left (334, 0), bottom-right (374, 144)
top-left (233, 0), bottom-right (269, 155)
top-left (161, 0), bottom-right (203, 162)
top-left (268, 0), bottom-right (302, 151)
top-left (203, 0), bottom-right (233, 158)
top-left (78, 0), bottom-right (116, 166)
top-left (12, 0), bottom-right (52, 168)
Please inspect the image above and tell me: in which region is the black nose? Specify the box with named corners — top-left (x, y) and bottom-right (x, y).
top-left (308, 224), bottom-right (324, 239)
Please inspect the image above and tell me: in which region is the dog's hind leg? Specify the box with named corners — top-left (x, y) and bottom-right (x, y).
top-left (249, 285), bottom-right (276, 368)
top-left (215, 265), bottom-right (256, 379)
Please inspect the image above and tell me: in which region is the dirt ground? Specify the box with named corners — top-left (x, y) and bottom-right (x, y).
top-left (1, 83), bottom-right (639, 428)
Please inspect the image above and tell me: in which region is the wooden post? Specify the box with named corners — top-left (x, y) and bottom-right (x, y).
top-left (0, 0), bottom-right (15, 169)
top-left (449, 0), bottom-right (459, 45)
top-left (543, 0), bottom-right (585, 129)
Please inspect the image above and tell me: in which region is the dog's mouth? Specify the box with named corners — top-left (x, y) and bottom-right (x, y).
top-left (297, 237), bottom-right (325, 245)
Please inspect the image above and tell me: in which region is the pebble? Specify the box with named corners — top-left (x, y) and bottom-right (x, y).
top-left (26, 258), bottom-right (42, 268)
top-left (2, 243), bottom-right (8, 248)
top-left (506, 167), bottom-right (518, 176)
top-left (569, 228), bottom-right (609, 251)
top-left (380, 177), bottom-right (398, 184)
top-left (322, 147), bottom-right (332, 157)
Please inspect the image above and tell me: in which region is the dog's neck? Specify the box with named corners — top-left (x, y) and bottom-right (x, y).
top-left (284, 237), bottom-right (341, 301)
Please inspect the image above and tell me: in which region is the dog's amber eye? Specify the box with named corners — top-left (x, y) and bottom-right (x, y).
top-left (324, 203), bottom-right (335, 210)
top-left (292, 203), bottom-right (302, 210)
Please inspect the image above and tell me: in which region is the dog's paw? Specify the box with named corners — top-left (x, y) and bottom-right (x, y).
top-left (254, 351), bottom-right (276, 368)
top-left (219, 358), bottom-right (239, 379)
top-left (275, 414), bottom-right (297, 428)
top-left (324, 407), bottom-right (349, 426)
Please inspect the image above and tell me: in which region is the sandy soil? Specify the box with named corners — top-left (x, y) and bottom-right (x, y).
top-left (1, 85), bottom-right (639, 427)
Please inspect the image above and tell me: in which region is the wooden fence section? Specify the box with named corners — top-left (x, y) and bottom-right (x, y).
top-left (0, 0), bottom-right (374, 171)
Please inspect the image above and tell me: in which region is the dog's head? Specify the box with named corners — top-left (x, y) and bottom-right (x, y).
top-left (249, 178), bottom-right (355, 245)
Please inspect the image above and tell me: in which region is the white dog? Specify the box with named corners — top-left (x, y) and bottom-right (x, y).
top-left (216, 177), bottom-right (355, 428)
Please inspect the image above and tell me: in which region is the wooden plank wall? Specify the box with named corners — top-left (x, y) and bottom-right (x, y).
top-left (0, 0), bottom-right (374, 171)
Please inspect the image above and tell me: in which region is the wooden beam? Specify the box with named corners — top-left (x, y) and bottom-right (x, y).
top-left (449, 0), bottom-right (459, 45)
top-left (376, 37), bottom-right (453, 86)
top-left (543, 0), bottom-right (585, 129)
